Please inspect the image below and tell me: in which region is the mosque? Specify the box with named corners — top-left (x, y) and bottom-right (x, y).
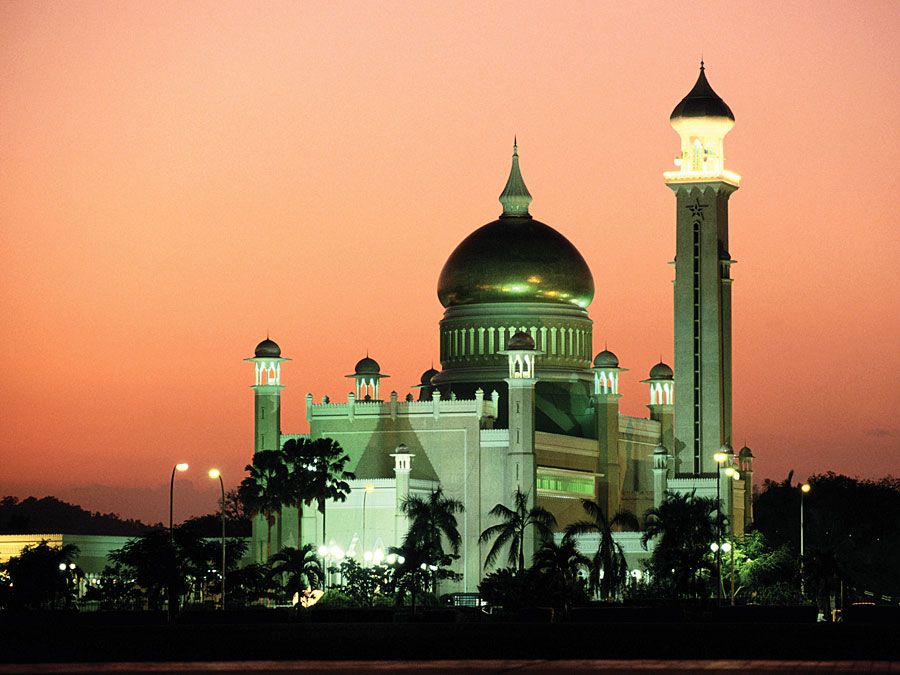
top-left (244, 64), bottom-right (756, 591)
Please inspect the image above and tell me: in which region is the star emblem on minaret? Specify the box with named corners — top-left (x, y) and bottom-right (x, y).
top-left (687, 198), bottom-right (708, 220)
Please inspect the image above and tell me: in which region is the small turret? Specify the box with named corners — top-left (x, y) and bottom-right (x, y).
top-left (642, 361), bottom-right (674, 405)
top-left (593, 349), bottom-right (626, 395)
top-left (499, 331), bottom-right (540, 379)
top-left (346, 355), bottom-right (389, 401)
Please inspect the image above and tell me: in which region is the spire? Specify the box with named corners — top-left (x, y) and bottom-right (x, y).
top-left (499, 139), bottom-right (532, 217)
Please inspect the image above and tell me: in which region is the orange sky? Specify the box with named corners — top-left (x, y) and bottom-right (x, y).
top-left (1, 1), bottom-right (898, 524)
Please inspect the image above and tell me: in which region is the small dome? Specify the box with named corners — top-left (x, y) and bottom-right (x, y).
top-left (670, 63), bottom-right (734, 122)
top-left (254, 338), bottom-right (281, 358)
top-left (354, 356), bottom-right (381, 375)
top-left (507, 331), bottom-right (536, 350)
top-left (593, 349), bottom-right (619, 368)
top-left (739, 445), bottom-right (754, 458)
top-left (419, 368), bottom-right (439, 386)
top-left (649, 362), bottom-right (673, 380)
top-left (719, 442), bottom-right (734, 455)
top-left (653, 444), bottom-right (668, 455)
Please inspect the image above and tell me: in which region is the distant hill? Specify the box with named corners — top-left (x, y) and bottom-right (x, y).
top-left (0, 496), bottom-right (153, 536)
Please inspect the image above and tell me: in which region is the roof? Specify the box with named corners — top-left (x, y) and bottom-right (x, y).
top-left (670, 62), bottom-right (735, 121)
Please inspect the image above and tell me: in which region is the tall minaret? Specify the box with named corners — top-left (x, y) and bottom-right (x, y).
top-left (500, 331), bottom-right (540, 562)
top-left (245, 337), bottom-right (289, 562)
top-left (245, 337), bottom-right (288, 454)
top-left (665, 63), bottom-right (740, 476)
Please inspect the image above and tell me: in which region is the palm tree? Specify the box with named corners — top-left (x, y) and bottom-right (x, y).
top-left (402, 487), bottom-right (465, 565)
top-left (305, 438), bottom-right (355, 546)
top-left (642, 491), bottom-right (723, 600)
top-left (479, 488), bottom-right (556, 571)
top-left (532, 539), bottom-right (590, 617)
top-left (268, 544), bottom-right (324, 602)
top-left (239, 450), bottom-right (289, 561)
top-left (282, 437), bottom-right (319, 547)
top-left (564, 499), bottom-right (639, 601)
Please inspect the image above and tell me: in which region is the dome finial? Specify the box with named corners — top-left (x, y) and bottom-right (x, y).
top-left (499, 140), bottom-right (532, 218)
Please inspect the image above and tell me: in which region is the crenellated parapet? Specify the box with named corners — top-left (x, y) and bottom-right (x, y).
top-left (305, 388), bottom-right (500, 423)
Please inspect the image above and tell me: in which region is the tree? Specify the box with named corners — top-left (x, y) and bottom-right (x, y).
top-left (531, 539), bottom-right (590, 616)
top-left (479, 488), bottom-right (556, 572)
top-left (0, 540), bottom-right (81, 610)
top-left (305, 438), bottom-right (355, 546)
top-left (227, 563), bottom-right (274, 607)
top-left (642, 492), bottom-right (723, 600)
top-left (281, 437), bottom-right (320, 548)
top-left (401, 487), bottom-right (465, 592)
top-left (754, 472), bottom-right (900, 606)
top-left (268, 544), bottom-right (324, 603)
top-left (563, 499), bottom-right (639, 601)
top-left (110, 529), bottom-right (181, 611)
top-left (85, 562), bottom-right (143, 610)
top-left (804, 546), bottom-right (848, 620)
top-left (239, 450), bottom-right (289, 560)
top-left (337, 557), bottom-right (393, 607)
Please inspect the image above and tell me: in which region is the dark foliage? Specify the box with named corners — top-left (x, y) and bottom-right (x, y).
top-left (0, 540), bottom-right (82, 610)
top-left (0, 496), bottom-right (151, 535)
top-left (753, 472), bottom-right (900, 601)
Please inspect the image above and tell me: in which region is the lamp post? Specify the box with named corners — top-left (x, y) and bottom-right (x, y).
top-left (169, 462), bottom-right (189, 539)
top-left (209, 469), bottom-right (226, 611)
top-left (800, 482), bottom-right (811, 599)
top-left (713, 451), bottom-right (728, 604)
top-left (362, 484), bottom-right (374, 565)
top-left (721, 541), bottom-right (735, 606)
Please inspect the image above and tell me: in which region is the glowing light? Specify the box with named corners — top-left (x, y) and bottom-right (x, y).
top-left (317, 545), bottom-right (329, 557)
top-left (801, 483), bottom-right (811, 493)
top-left (208, 468), bottom-right (221, 479)
top-left (724, 467), bottom-right (736, 477)
top-left (175, 463), bottom-right (189, 472)
top-left (721, 542), bottom-right (732, 553)
top-left (713, 452), bottom-right (728, 464)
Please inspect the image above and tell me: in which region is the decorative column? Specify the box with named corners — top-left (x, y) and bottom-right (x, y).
top-left (652, 444), bottom-right (670, 510)
top-left (391, 444), bottom-right (414, 547)
top-left (739, 445), bottom-right (754, 527)
top-left (642, 362), bottom-right (675, 477)
top-left (500, 331), bottom-right (540, 564)
top-left (592, 350), bottom-right (624, 518)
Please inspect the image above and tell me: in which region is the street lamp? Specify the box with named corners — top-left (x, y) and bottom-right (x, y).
top-left (209, 468), bottom-right (226, 611)
top-left (169, 463), bottom-right (189, 536)
top-left (362, 484), bottom-right (375, 564)
top-left (721, 541), bottom-right (735, 606)
top-left (800, 482), bottom-right (811, 599)
top-left (713, 450), bottom-right (729, 604)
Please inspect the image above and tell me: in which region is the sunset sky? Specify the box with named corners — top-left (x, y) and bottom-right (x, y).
top-left (1, 2), bottom-right (898, 524)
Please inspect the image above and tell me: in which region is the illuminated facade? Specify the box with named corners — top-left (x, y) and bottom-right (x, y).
top-left (246, 64), bottom-right (755, 590)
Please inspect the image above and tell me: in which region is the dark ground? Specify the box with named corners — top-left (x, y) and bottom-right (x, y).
top-left (1, 616), bottom-right (898, 665)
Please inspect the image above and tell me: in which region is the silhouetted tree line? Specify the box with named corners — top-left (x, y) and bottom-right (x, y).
top-left (0, 496), bottom-right (152, 536)
top-left (754, 471), bottom-right (900, 603)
